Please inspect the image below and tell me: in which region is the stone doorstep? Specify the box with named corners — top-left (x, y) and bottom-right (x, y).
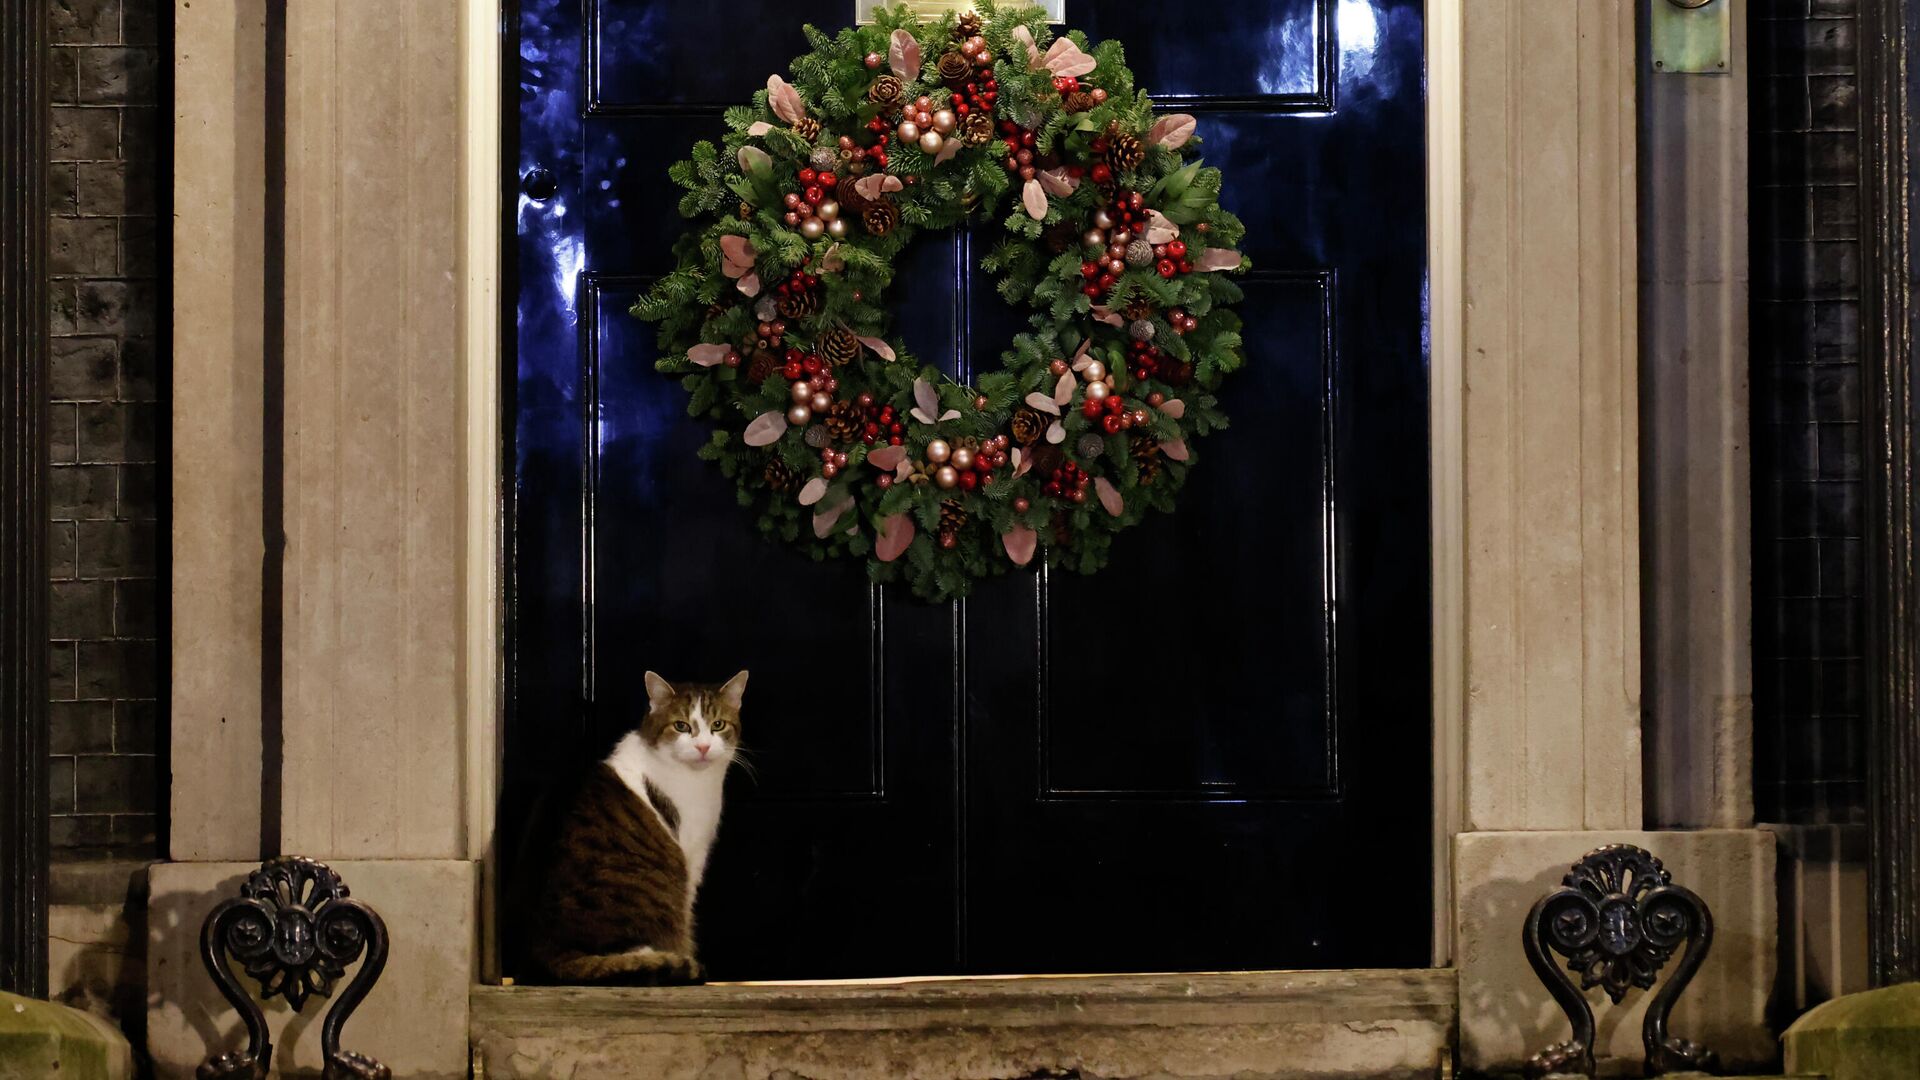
top-left (471, 968), bottom-right (1457, 1080)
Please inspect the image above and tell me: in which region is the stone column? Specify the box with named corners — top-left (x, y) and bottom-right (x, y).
top-left (1450, 1), bottom-right (1776, 1071)
top-left (157, 3), bottom-right (479, 1077)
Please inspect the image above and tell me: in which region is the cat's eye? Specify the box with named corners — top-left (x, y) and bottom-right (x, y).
top-left (710, 720), bottom-right (727, 732)
top-left (673, 721), bottom-right (692, 733)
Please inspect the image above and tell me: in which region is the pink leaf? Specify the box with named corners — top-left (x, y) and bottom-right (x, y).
top-left (1193, 248), bottom-right (1246, 273)
top-left (856, 335), bottom-right (897, 362)
top-left (1012, 25), bottom-right (1045, 70)
top-left (1046, 420), bottom-right (1066, 444)
top-left (1024, 392), bottom-right (1061, 417)
top-left (1011, 447), bottom-right (1031, 479)
top-left (688, 344), bottom-right (732, 367)
top-left (736, 272), bottom-right (761, 298)
top-left (1095, 476), bottom-right (1124, 517)
top-left (821, 243), bottom-right (845, 272)
top-left (1148, 113), bottom-right (1198, 149)
top-left (1043, 37), bottom-right (1097, 79)
top-left (747, 121), bottom-right (775, 137)
top-left (737, 145), bottom-right (771, 176)
top-left (720, 235), bottom-right (757, 279)
top-left (743, 411), bottom-right (789, 447)
top-left (767, 75), bottom-right (807, 125)
top-left (914, 378), bottom-right (940, 419)
top-left (798, 477), bottom-right (829, 506)
top-left (1158, 398), bottom-right (1187, 419)
top-left (1071, 339), bottom-right (1094, 366)
top-left (853, 174), bottom-right (904, 201)
top-left (1054, 371), bottom-right (1077, 405)
top-left (1002, 525), bottom-right (1038, 567)
top-left (1145, 210), bottom-right (1179, 246)
top-left (1090, 305), bottom-right (1125, 328)
top-left (812, 497), bottom-right (854, 539)
top-left (1038, 168), bottom-right (1078, 198)
top-left (867, 445), bottom-right (908, 471)
top-left (889, 29), bottom-right (922, 82)
top-left (1022, 179), bottom-right (1048, 221)
top-left (1160, 438), bottom-right (1190, 462)
top-left (934, 137), bottom-right (963, 166)
top-left (876, 513), bottom-right (915, 563)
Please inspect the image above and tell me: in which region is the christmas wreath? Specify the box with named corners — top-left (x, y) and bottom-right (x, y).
top-left (635, 1), bottom-right (1248, 601)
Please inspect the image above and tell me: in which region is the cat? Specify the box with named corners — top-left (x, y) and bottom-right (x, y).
top-left (530, 669), bottom-right (747, 985)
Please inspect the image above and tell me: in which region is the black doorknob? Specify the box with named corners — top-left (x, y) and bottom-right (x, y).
top-left (522, 167), bottom-right (558, 201)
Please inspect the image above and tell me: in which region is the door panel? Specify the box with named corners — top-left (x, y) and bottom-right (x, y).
top-left (509, 0), bottom-right (1430, 979)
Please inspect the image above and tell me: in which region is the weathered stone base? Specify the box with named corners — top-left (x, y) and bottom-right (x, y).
top-left (145, 859), bottom-right (476, 1080)
top-left (1784, 981), bottom-right (1920, 1079)
top-left (0, 990), bottom-right (135, 1080)
top-left (1454, 829), bottom-right (1778, 1074)
top-left (471, 970), bottom-right (1455, 1080)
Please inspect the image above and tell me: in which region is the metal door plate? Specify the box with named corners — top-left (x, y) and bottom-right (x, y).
top-left (1651, 0), bottom-right (1730, 74)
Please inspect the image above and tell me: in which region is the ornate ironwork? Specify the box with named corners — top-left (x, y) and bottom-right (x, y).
top-left (1521, 845), bottom-right (1717, 1079)
top-left (197, 856), bottom-right (391, 1080)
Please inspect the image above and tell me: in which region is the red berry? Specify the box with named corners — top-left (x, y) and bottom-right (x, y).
top-left (1167, 240), bottom-right (1187, 259)
top-left (1081, 261), bottom-right (1100, 279)
top-left (1014, 497), bottom-right (1031, 512)
top-left (1158, 259), bottom-right (1178, 279)
top-left (1102, 415), bottom-right (1123, 435)
top-left (783, 362), bottom-right (804, 380)
top-left (1083, 399), bottom-right (1103, 419)
top-left (1091, 163), bottom-right (1113, 184)
top-left (798, 168), bottom-right (817, 184)
top-left (959, 471), bottom-right (978, 491)
top-left (805, 185), bottom-right (824, 204)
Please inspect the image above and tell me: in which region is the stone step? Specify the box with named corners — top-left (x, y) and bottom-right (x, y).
top-left (0, 990), bottom-right (135, 1080)
top-left (473, 969), bottom-right (1456, 1080)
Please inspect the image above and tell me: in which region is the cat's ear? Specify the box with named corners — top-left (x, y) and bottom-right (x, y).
top-left (718, 670), bottom-right (749, 710)
top-left (643, 671), bottom-right (677, 710)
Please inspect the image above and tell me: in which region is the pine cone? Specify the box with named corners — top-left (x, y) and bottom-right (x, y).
top-left (939, 499), bottom-right (969, 535)
top-left (792, 116), bottom-right (821, 141)
top-left (776, 287), bottom-right (820, 320)
top-left (1063, 91), bottom-right (1097, 114)
top-left (1031, 443), bottom-right (1066, 477)
top-left (817, 326), bottom-right (860, 368)
top-left (1130, 434), bottom-right (1162, 485)
top-left (1122, 298), bottom-right (1156, 323)
top-left (1162, 359), bottom-right (1195, 387)
top-left (868, 75), bottom-right (905, 112)
top-left (862, 198), bottom-right (901, 237)
top-left (938, 51), bottom-right (973, 87)
top-left (1044, 223), bottom-right (1080, 255)
top-left (738, 200), bottom-right (754, 221)
top-left (955, 11), bottom-right (984, 37)
top-left (1107, 131), bottom-right (1146, 173)
top-left (1009, 406), bottom-right (1047, 445)
top-left (824, 400), bottom-right (863, 443)
top-left (1126, 239), bottom-right (1156, 267)
top-left (746, 347), bottom-right (782, 384)
top-left (960, 113), bottom-right (995, 146)
top-left (764, 458), bottom-right (798, 492)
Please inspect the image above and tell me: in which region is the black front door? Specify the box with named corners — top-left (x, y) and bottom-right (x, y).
top-left (507, 0), bottom-right (1431, 980)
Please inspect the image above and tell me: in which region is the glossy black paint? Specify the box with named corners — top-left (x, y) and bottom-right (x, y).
top-left (507, 0), bottom-right (1431, 979)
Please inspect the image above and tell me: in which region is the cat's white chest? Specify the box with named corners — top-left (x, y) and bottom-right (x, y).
top-left (606, 734), bottom-right (727, 897)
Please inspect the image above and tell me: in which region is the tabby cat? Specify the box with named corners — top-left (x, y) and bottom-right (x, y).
top-left (530, 670), bottom-right (747, 984)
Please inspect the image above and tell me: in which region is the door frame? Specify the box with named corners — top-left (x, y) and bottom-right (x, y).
top-left (1858, 0), bottom-right (1920, 988)
top-left (0, 0), bottom-right (50, 1000)
top-left (465, 0), bottom-right (1470, 975)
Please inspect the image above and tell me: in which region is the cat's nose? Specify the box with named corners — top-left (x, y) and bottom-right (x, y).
top-left (695, 741), bottom-right (712, 756)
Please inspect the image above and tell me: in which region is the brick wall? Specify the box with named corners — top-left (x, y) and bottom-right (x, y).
top-left (1750, 0), bottom-right (1868, 824)
top-left (46, 0), bottom-right (164, 858)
